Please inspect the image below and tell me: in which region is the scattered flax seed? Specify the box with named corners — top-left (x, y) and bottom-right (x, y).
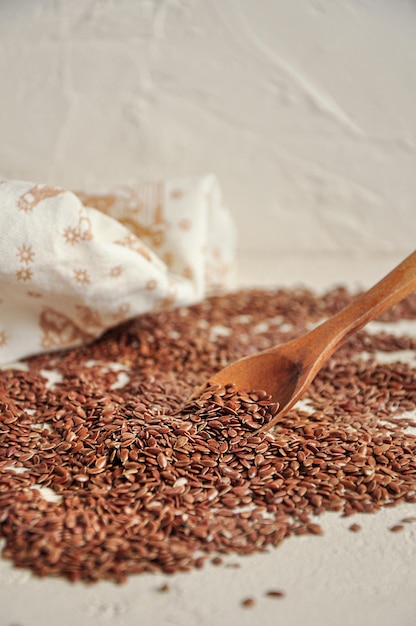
top-left (307, 523), bottom-right (324, 535)
top-left (390, 524), bottom-right (404, 532)
top-left (241, 597), bottom-right (255, 608)
top-left (211, 556), bottom-right (223, 566)
top-left (349, 524), bottom-right (362, 533)
top-left (158, 583), bottom-right (171, 592)
top-left (401, 517), bottom-right (416, 523)
top-left (266, 590), bottom-right (285, 599)
top-left (1, 286), bottom-right (416, 583)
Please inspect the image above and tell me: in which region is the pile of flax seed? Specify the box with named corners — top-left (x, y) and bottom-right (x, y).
top-left (1, 287), bottom-right (416, 583)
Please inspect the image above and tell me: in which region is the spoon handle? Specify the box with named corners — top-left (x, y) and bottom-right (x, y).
top-left (299, 250), bottom-right (416, 367)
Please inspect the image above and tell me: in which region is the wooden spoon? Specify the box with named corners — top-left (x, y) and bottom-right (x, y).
top-left (196, 251), bottom-right (416, 431)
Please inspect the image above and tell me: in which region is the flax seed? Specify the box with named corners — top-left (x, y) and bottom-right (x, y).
top-left (348, 523), bottom-right (362, 532)
top-left (266, 590), bottom-right (285, 598)
top-left (390, 524), bottom-right (404, 532)
top-left (1, 286), bottom-right (416, 584)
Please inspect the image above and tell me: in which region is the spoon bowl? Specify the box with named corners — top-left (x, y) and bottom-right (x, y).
top-left (194, 251), bottom-right (416, 431)
top-left (208, 350), bottom-right (301, 412)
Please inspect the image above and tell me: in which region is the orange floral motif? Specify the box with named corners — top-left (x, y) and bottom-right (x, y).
top-left (75, 305), bottom-right (103, 332)
top-left (63, 227), bottom-right (80, 245)
top-left (182, 266), bottom-right (193, 280)
top-left (145, 278), bottom-right (157, 291)
top-left (152, 279), bottom-right (177, 312)
top-left (62, 209), bottom-right (93, 245)
top-left (162, 252), bottom-right (174, 268)
top-left (76, 184), bottom-right (166, 248)
top-left (114, 234), bottom-right (153, 263)
top-left (178, 218), bottom-right (192, 231)
top-left (17, 244), bottom-right (35, 264)
top-left (74, 269), bottom-right (90, 285)
top-left (16, 267), bottom-right (33, 282)
top-left (112, 303), bottom-right (131, 322)
top-left (39, 308), bottom-right (92, 349)
top-left (119, 303), bottom-right (130, 315)
top-left (109, 265), bottom-right (123, 278)
top-left (118, 215), bottom-right (165, 248)
top-left (0, 330), bottom-right (7, 346)
top-left (75, 191), bottom-right (117, 215)
top-left (17, 184), bottom-right (64, 213)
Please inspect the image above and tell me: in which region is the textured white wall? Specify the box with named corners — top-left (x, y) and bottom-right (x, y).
top-left (1, 0), bottom-right (415, 257)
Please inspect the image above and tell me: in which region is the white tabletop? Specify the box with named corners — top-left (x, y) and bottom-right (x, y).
top-left (1, 251), bottom-right (416, 626)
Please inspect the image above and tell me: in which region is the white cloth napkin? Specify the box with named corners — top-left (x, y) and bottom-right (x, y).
top-left (0, 175), bottom-right (236, 365)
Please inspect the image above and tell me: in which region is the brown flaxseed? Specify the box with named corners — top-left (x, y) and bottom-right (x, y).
top-left (348, 523), bottom-right (362, 532)
top-left (0, 286), bottom-right (416, 583)
top-left (266, 590), bottom-right (285, 598)
top-left (390, 524), bottom-right (405, 532)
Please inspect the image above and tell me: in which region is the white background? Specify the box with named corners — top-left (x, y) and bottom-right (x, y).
top-left (1, 2), bottom-right (416, 625)
top-left (0, 0), bottom-right (415, 261)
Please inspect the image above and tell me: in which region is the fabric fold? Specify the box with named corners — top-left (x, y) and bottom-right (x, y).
top-left (0, 175), bottom-right (236, 364)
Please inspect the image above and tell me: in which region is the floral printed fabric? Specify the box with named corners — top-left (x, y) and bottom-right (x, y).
top-left (0, 175), bottom-right (236, 365)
